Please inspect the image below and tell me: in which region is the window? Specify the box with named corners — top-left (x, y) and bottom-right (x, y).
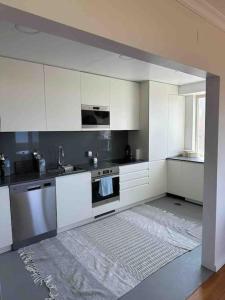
top-left (195, 95), bottom-right (206, 157)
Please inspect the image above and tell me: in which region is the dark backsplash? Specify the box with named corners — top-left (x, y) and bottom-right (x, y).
top-left (0, 131), bottom-right (128, 173)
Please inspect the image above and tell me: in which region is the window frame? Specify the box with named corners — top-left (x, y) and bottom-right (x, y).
top-left (195, 94), bottom-right (206, 157)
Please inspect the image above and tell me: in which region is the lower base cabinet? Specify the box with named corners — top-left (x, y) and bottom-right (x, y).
top-left (119, 162), bottom-right (150, 208)
top-left (149, 160), bottom-right (167, 198)
top-left (0, 186), bottom-right (12, 251)
top-left (56, 172), bottom-right (92, 231)
top-left (167, 160), bottom-right (204, 203)
top-left (120, 185), bottom-right (150, 208)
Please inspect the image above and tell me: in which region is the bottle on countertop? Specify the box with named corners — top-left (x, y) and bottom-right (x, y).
top-left (93, 152), bottom-right (98, 166)
top-left (33, 150), bottom-right (46, 175)
top-left (124, 145), bottom-right (132, 161)
top-left (0, 153), bottom-right (11, 177)
top-left (38, 155), bottom-right (46, 175)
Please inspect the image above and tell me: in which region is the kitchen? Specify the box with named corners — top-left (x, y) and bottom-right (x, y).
top-left (0, 20), bottom-right (206, 299)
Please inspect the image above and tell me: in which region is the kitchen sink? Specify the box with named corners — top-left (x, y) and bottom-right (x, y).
top-left (47, 165), bottom-right (84, 175)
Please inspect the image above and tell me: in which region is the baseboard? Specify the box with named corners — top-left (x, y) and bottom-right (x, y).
top-left (57, 217), bottom-right (94, 233)
top-left (211, 256), bottom-right (225, 272)
top-left (0, 245), bottom-right (11, 254)
top-left (117, 193), bottom-right (166, 213)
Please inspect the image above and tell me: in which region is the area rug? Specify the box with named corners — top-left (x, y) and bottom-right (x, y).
top-left (18, 204), bottom-right (202, 300)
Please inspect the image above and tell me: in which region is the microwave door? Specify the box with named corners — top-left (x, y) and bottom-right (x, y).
top-left (82, 110), bottom-right (98, 126)
top-left (95, 111), bottom-right (110, 126)
top-left (82, 108), bottom-right (110, 128)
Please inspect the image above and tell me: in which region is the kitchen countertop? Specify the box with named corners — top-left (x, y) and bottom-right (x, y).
top-left (0, 168), bottom-right (86, 188)
top-left (167, 156), bottom-right (204, 164)
top-left (0, 159), bottom-right (148, 188)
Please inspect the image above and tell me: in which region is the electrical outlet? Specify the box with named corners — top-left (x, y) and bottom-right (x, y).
top-left (86, 151), bottom-right (93, 158)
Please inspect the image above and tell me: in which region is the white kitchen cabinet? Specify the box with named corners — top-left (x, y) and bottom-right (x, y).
top-left (0, 57), bottom-right (46, 131)
top-left (167, 94), bottom-right (185, 157)
top-left (0, 186), bottom-right (12, 252)
top-left (44, 66), bottom-right (81, 131)
top-left (149, 81), bottom-right (185, 161)
top-left (149, 81), bottom-right (169, 161)
top-left (167, 160), bottom-right (204, 203)
top-left (56, 172), bottom-right (92, 231)
top-left (119, 162), bottom-right (150, 208)
top-left (181, 162), bottom-right (204, 202)
top-left (81, 73), bottom-right (110, 106)
top-left (167, 160), bottom-right (182, 196)
top-left (110, 79), bottom-right (140, 130)
top-left (149, 160), bottom-right (167, 198)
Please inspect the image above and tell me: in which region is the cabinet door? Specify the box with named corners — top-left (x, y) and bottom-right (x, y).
top-left (0, 57), bottom-right (46, 131)
top-left (120, 184), bottom-right (150, 208)
top-left (167, 160), bottom-right (183, 196)
top-left (181, 162), bottom-right (204, 202)
top-left (0, 187), bottom-right (12, 250)
top-left (149, 81), bottom-right (169, 161)
top-left (149, 160), bottom-right (167, 198)
top-left (45, 66), bottom-right (81, 131)
top-left (110, 79), bottom-right (140, 130)
top-left (56, 172), bottom-right (92, 230)
top-left (167, 160), bottom-right (204, 203)
top-left (168, 95), bottom-right (185, 157)
top-left (81, 73), bottom-right (110, 106)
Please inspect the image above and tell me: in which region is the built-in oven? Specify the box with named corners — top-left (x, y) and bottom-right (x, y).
top-left (81, 104), bottom-right (110, 128)
top-left (91, 166), bottom-right (119, 207)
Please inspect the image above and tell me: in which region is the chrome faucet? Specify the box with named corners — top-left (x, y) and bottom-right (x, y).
top-left (58, 145), bottom-right (65, 168)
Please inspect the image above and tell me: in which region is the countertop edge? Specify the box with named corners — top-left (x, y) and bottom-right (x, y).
top-left (0, 160), bottom-right (148, 188)
top-left (166, 157), bottom-right (204, 164)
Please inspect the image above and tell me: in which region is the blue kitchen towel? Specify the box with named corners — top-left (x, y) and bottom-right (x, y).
top-left (99, 176), bottom-right (113, 197)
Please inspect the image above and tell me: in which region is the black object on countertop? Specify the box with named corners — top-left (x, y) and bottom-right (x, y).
top-left (124, 144), bottom-right (132, 161)
top-left (0, 153), bottom-right (11, 178)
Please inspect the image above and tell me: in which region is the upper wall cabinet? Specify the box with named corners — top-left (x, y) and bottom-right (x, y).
top-left (0, 57), bottom-right (46, 132)
top-left (110, 78), bottom-right (140, 130)
top-left (81, 73), bottom-right (110, 106)
top-left (44, 66), bottom-right (81, 131)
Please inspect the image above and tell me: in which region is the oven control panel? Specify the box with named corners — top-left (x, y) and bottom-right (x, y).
top-left (92, 166), bottom-right (119, 179)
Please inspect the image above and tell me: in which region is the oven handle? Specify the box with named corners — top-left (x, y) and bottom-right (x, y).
top-left (92, 175), bottom-right (119, 183)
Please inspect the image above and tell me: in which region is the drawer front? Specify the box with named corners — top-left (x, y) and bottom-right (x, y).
top-left (120, 177), bottom-right (149, 191)
top-left (119, 162), bottom-right (149, 175)
top-left (92, 200), bottom-right (120, 217)
top-left (120, 170), bottom-right (149, 182)
top-left (119, 184), bottom-right (150, 207)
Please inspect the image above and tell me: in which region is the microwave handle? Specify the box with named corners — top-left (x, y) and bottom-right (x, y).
top-left (92, 175), bottom-right (119, 182)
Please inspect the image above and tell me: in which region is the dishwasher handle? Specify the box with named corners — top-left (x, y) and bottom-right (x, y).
top-left (27, 185), bottom-right (41, 191)
top-left (10, 179), bottom-right (55, 193)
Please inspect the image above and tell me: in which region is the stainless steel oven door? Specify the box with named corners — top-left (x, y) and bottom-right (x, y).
top-left (81, 105), bottom-right (110, 128)
top-left (92, 175), bottom-right (119, 207)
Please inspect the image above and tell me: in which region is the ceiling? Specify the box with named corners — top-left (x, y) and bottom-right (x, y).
top-left (0, 21), bottom-right (204, 85)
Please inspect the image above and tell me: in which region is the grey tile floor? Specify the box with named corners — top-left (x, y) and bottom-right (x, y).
top-left (0, 196), bottom-right (212, 300)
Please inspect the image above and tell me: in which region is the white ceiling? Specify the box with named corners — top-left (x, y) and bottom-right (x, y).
top-left (0, 21), bottom-right (204, 85)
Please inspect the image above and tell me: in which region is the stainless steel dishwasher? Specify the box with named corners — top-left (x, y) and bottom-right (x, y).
top-left (10, 178), bottom-right (57, 250)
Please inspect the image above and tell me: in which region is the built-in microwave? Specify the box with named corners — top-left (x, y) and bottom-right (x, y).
top-left (81, 105), bottom-right (110, 128)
